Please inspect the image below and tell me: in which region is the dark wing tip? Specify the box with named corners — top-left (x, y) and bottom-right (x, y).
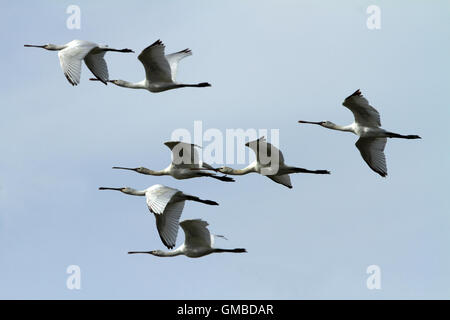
top-left (345, 89), bottom-right (362, 100)
top-left (151, 39), bottom-right (164, 47)
top-left (64, 73), bottom-right (76, 86)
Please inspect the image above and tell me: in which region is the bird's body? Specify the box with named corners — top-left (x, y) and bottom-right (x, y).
top-left (112, 141), bottom-right (233, 182)
top-left (24, 39), bottom-right (133, 85)
top-left (90, 39), bottom-right (211, 92)
top-left (195, 137), bottom-right (330, 188)
top-left (298, 89), bottom-right (421, 177)
top-left (128, 219), bottom-right (247, 258)
top-left (98, 185), bottom-right (218, 249)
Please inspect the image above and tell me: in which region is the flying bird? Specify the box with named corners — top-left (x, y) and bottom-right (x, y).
top-left (98, 185), bottom-right (218, 249)
top-left (194, 137), bottom-right (330, 188)
top-left (128, 219), bottom-right (247, 258)
top-left (90, 39), bottom-right (211, 92)
top-left (24, 39), bottom-right (133, 86)
top-left (112, 141), bottom-right (234, 182)
top-left (298, 89), bottom-right (421, 177)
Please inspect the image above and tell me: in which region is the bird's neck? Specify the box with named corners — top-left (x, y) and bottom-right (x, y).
top-left (155, 247), bottom-right (184, 257)
top-left (115, 80), bottom-right (146, 89)
top-left (230, 165), bottom-right (256, 175)
top-left (323, 123), bottom-right (354, 133)
top-left (140, 168), bottom-right (167, 176)
top-left (125, 189), bottom-right (147, 196)
top-left (47, 44), bottom-right (67, 51)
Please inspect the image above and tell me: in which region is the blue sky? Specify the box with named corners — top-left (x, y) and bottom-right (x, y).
top-left (0, 0), bottom-right (449, 299)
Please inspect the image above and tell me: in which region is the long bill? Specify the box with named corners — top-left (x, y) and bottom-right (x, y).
top-left (98, 187), bottom-right (123, 191)
top-left (112, 166), bottom-right (137, 172)
top-left (89, 78), bottom-right (115, 83)
top-left (298, 120), bottom-right (322, 124)
top-left (24, 44), bottom-right (45, 48)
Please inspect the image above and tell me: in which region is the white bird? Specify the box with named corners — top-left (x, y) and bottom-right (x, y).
top-left (298, 89), bottom-right (421, 177)
top-left (24, 39), bottom-right (133, 86)
top-left (195, 137), bottom-right (330, 188)
top-left (112, 141), bottom-right (234, 182)
top-left (90, 39), bottom-right (211, 92)
top-left (128, 219), bottom-right (247, 258)
top-left (98, 185), bottom-right (218, 249)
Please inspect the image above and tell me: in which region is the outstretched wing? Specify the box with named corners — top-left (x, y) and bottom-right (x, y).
top-left (155, 201), bottom-right (185, 249)
top-left (146, 184), bottom-right (185, 249)
top-left (58, 44), bottom-right (94, 86)
top-left (245, 136), bottom-right (285, 166)
top-left (164, 141), bottom-right (201, 168)
top-left (165, 48), bottom-right (192, 82)
top-left (355, 137), bottom-right (387, 177)
top-left (342, 89), bottom-right (381, 127)
top-left (138, 40), bottom-right (172, 83)
top-left (180, 219), bottom-right (212, 248)
top-left (267, 174), bottom-right (292, 188)
top-left (84, 50), bottom-right (109, 84)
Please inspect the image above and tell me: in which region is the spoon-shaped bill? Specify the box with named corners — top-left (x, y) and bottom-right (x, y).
top-left (98, 187), bottom-right (123, 191)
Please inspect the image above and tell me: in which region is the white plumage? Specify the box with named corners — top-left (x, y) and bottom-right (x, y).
top-left (128, 219), bottom-right (247, 258)
top-left (90, 39), bottom-right (211, 92)
top-left (112, 141), bottom-right (234, 182)
top-left (196, 136), bottom-right (330, 188)
top-left (24, 39), bottom-right (133, 85)
top-left (98, 185), bottom-right (218, 249)
top-left (298, 89), bottom-right (421, 177)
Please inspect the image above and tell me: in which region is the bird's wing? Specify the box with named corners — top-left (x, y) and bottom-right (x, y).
top-left (164, 141), bottom-right (201, 168)
top-left (342, 89), bottom-right (381, 127)
top-left (165, 49), bottom-right (192, 82)
top-left (58, 45), bottom-right (94, 86)
top-left (84, 51), bottom-right (109, 84)
top-left (180, 219), bottom-right (212, 248)
top-left (145, 185), bottom-right (181, 214)
top-left (138, 40), bottom-right (173, 83)
top-left (267, 174), bottom-right (292, 188)
top-left (155, 200), bottom-right (185, 249)
top-left (355, 137), bottom-right (388, 177)
top-left (146, 185), bottom-right (185, 249)
top-left (246, 136), bottom-right (285, 166)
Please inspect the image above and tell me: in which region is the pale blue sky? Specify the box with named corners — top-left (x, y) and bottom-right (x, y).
top-left (0, 1), bottom-right (449, 299)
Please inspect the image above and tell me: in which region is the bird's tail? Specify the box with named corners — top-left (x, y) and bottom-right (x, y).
top-left (184, 195), bottom-right (219, 206)
top-left (289, 167), bottom-right (331, 175)
top-left (213, 248), bottom-right (247, 253)
top-left (386, 132), bottom-right (422, 139)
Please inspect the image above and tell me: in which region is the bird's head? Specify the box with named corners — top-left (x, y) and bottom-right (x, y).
top-left (320, 121), bottom-right (336, 128)
top-left (298, 120), bottom-right (335, 128)
top-left (109, 79), bottom-right (127, 86)
top-left (217, 166), bottom-right (233, 174)
top-left (134, 167), bottom-right (147, 174)
top-left (112, 166), bottom-right (148, 174)
top-left (148, 250), bottom-right (165, 257)
top-left (98, 187), bottom-right (135, 194)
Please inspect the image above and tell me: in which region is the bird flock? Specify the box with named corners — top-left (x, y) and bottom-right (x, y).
top-left (25, 39), bottom-right (421, 258)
